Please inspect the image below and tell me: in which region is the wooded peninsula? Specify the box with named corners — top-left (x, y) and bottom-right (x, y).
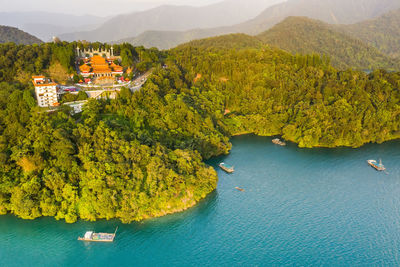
top-left (0, 38), bottom-right (399, 223)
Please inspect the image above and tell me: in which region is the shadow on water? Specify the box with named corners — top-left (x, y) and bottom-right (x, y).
top-left (0, 190), bottom-right (219, 249)
top-left (131, 189), bottom-right (219, 231)
top-left (2, 135), bottom-right (400, 266)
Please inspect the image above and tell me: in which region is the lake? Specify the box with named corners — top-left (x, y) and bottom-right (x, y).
top-left (1, 135), bottom-right (400, 266)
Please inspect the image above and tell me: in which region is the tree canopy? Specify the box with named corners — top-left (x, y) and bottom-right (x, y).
top-left (0, 39), bottom-right (399, 223)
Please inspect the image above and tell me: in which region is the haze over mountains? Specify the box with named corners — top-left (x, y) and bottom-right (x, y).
top-left (119, 0), bottom-right (400, 49)
top-left (2, 0), bottom-right (400, 50)
top-left (0, 12), bottom-right (107, 41)
top-left (1, 0), bottom-right (400, 72)
top-left (59, 0), bottom-right (283, 42)
top-left (0, 25), bottom-right (43, 45)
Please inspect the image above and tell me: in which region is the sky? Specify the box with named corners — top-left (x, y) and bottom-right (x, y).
top-left (0, 0), bottom-right (223, 16)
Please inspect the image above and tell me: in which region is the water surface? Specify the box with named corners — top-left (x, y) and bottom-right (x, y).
top-left (1, 135), bottom-right (400, 266)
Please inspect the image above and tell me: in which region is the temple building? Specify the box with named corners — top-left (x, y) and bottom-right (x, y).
top-left (76, 46), bottom-right (115, 59)
top-left (79, 55), bottom-right (124, 78)
top-left (32, 76), bottom-right (59, 107)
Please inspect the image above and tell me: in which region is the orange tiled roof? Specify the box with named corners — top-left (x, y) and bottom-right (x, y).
top-left (32, 81), bottom-right (58, 87)
top-left (91, 55), bottom-right (107, 65)
top-left (92, 65), bottom-right (112, 73)
top-left (32, 76), bottom-right (57, 87)
top-left (79, 64), bottom-right (91, 72)
top-left (89, 55), bottom-right (113, 74)
top-left (110, 63), bottom-right (123, 72)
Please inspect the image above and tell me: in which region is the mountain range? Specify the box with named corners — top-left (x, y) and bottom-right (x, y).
top-left (258, 17), bottom-right (399, 70)
top-left (0, 12), bottom-right (107, 41)
top-left (1, 0), bottom-right (400, 71)
top-left (59, 0), bottom-right (283, 42)
top-left (173, 11), bottom-right (400, 71)
top-left (0, 25), bottom-right (42, 45)
top-left (119, 0), bottom-right (400, 50)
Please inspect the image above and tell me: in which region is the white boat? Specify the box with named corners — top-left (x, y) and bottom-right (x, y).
top-left (367, 159), bottom-right (386, 171)
top-left (78, 227), bottom-right (118, 242)
top-left (219, 163), bottom-right (234, 173)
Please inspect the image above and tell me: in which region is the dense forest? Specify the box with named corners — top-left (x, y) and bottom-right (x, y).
top-left (171, 43), bottom-right (400, 147)
top-left (179, 17), bottom-right (400, 71)
top-left (0, 25), bottom-right (42, 45)
top-left (0, 42), bottom-right (218, 223)
top-left (0, 41), bottom-right (161, 84)
top-left (337, 8), bottom-right (400, 58)
top-left (257, 16), bottom-right (400, 70)
top-left (1, 38), bottom-right (400, 223)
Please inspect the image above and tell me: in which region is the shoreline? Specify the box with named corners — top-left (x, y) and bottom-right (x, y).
top-left (0, 188), bottom-right (216, 224)
top-left (230, 131), bottom-right (400, 149)
top-left (3, 134), bottom-right (399, 224)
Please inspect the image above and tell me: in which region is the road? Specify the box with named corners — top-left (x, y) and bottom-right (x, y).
top-left (128, 71), bottom-right (152, 92)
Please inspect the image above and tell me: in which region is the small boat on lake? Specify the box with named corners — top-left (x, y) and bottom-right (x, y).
top-left (78, 227), bottom-right (118, 242)
top-left (367, 159), bottom-right (386, 171)
top-left (272, 138), bottom-right (286, 146)
top-left (235, 187), bottom-right (245, 192)
top-left (219, 162), bottom-right (234, 173)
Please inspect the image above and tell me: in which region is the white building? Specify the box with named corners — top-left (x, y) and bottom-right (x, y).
top-left (64, 100), bottom-right (87, 115)
top-left (32, 76), bottom-right (59, 107)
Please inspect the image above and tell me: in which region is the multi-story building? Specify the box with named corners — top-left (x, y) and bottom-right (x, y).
top-left (32, 76), bottom-right (59, 107)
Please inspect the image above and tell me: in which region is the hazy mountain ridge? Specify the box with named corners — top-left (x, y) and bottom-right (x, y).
top-left (0, 25), bottom-right (42, 45)
top-left (119, 0), bottom-right (400, 50)
top-left (59, 0), bottom-right (283, 42)
top-left (117, 28), bottom-right (234, 50)
top-left (238, 0), bottom-right (400, 35)
top-left (0, 12), bottom-right (107, 41)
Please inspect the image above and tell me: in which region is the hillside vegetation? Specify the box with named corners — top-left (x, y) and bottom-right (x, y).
top-left (257, 17), bottom-right (400, 70)
top-left (1, 41), bottom-right (400, 223)
top-left (337, 9), bottom-right (400, 58)
top-left (0, 42), bottom-right (220, 223)
top-left (178, 34), bottom-right (263, 50)
top-left (170, 44), bottom-right (400, 148)
top-left (0, 25), bottom-right (42, 45)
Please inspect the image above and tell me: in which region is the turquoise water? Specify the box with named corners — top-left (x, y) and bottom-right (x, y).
top-left (2, 135), bottom-right (400, 266)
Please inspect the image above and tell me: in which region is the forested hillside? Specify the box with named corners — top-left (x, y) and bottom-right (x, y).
top-left (179, 34), bottom-right (263, 50)
top-left (0, 42), bottom-right (223, 223)
top-left (0, 25), bottom-right (42, 45)
top-left (257, 17), bottom-right (400, 70)
top-left (170, 44), bottom-right (400, 148)
top-left (1, 41), bottom-right (400, 223)
top-left (337, 9), bottom-right (400, 58)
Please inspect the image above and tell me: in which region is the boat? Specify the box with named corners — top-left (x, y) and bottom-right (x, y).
top-left (78, 227), bottom-right (118, 242)
top-left (272, 138), bottom-right (286, 146)
top-left (367, 159), bottom-right (386, 171)
top-left (235, 187), bottom-right (245, 192)
top-left (219, 162), bottom-right (234, 173)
